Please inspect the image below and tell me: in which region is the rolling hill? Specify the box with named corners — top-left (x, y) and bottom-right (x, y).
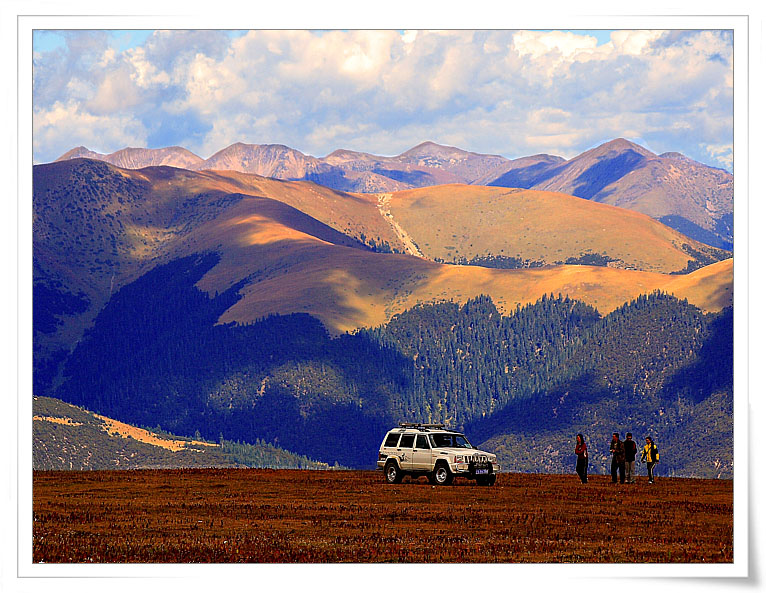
top-left (54, 138), bottom-right (733, 249)
top-left (384, 184), bottom-right (729, 273)
top-left (33, 396), bottom-right (331, 470)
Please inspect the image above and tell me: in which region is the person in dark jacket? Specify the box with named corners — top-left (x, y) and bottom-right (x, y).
top-left (575, 434), bottom-right (588, 484)
top-left (624, 432), bottom-right (637, 484)
top-left (641, 436), bottom-right (660, 483)
top-left (610, 432), bottom-right (625, 483)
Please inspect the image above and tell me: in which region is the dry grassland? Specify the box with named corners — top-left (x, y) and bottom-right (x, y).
top-left (33, 469), bottom-right (732, 563)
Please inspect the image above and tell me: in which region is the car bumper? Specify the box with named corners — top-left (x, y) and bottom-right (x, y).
top-left (451, 462), bottom-right (500, 475)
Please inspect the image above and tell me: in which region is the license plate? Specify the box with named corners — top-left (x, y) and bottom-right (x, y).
top-left (475, 469), bottom-right (489, 475)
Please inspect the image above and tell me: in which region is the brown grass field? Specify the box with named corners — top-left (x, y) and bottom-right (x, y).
top-left (32, 469), bottom-right (732, 563)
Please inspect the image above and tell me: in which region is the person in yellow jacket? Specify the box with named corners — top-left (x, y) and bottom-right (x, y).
top-left (640, 436), bottom-right (659, 483)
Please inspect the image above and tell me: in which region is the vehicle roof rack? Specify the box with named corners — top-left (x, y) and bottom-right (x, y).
top-left (398, 422), bottom-right (446, 431)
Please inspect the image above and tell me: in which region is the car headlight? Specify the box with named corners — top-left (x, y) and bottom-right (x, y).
top-left (454, 455), bottom-right (464, 464)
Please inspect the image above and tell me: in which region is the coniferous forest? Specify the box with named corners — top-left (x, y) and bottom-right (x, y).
top-left (39, 252), bottom-right (732, 477)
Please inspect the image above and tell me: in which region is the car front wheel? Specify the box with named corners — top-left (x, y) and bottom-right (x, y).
top-left (433, 463), bottom-right (453, 486)
top-left (385, 460), bottom-right (403, 484)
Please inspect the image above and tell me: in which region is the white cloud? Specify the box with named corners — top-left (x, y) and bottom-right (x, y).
top-left (126, 47), bottom-right (170, 88)
top-left (338, 31), bottom-right (395, 80)
top-left (98, 48), bottom-right (116, 67)
top-left (34, 101), bottom-right (147, 160)
top-left (705, 144), bottom-right (733, 170)
top-left (610, 30), bottom-right (664, 55)
top-left (32, 29), bottom-right (733, 171)
top-left (87, 69), bottom-right (143, 114)
top-left (402, 30), bottom-right (418, 47)
top-left (513, 30), bottom-right (599, 60)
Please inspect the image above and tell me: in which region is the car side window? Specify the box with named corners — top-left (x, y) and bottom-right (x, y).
top-left (384, 433), bottom-right (400, 448)
top-left (430, 434), bottom-right (450, 448)
top-left (398, 434), bottom-right (415, 448)
top-left (415, 435), bottom-right (429, 449)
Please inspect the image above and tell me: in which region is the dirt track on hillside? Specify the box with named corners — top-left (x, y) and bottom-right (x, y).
top-left (33, 469), bottom-right (732, 563)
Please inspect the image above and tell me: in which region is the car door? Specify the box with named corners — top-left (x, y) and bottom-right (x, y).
top-left (412, 434), bottom-right (432, 471)
top-left (396, 433), bottom-right (415, 470)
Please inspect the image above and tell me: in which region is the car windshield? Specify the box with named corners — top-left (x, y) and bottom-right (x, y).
top-left (430, 433), bottom-right (473, 449)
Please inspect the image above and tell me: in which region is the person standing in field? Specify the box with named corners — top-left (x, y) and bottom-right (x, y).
top-left (575, 434), bottom-right (588, 484)
top-left (641, 436), bottom-right (659, 483)
top-left (624, 432), bottom-right (637, 484)
top-left (610, 432), bottom-right (626, 484)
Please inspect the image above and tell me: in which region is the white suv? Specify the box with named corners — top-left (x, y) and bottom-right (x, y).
top-left (377, 423), bottom-right (500, 486)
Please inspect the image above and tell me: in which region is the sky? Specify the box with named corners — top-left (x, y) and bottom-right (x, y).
top-left (32, 29), bottom-right (734, 171)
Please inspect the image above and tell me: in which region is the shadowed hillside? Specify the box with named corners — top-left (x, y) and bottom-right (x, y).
top-left (50, 254), bottom-right (732, 475)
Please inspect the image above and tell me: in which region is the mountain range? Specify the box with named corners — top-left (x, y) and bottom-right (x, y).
top-left (34, 157), bottom-right (731, 392)
top-left (56, 138), bottom-right (733, 249)
top-left (34, 140), bottom-right (734, 476)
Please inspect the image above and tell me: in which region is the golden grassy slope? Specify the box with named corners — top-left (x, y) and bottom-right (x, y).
top-left (33, 396), bottom-right (218, 462)
top-left (387, 184), bottom-right (728, 273)
top-left (34, 411), bottom-right (217, 452)
top-left (92, 415), bottom-right (217, 452)
top-left (116, 165), bottom-right (405, 254)
top-left (35, 160), bottom-right (733, 344)
top-left (179, 193), bottom-right (732, 332)
top-left (190, 169), bottom-right (404, 252)
top-left (210, 253), bottom-right (732, 333)
top-left (662, 258), bottom-right (733, 311)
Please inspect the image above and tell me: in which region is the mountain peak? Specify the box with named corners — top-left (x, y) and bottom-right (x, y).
top-left (203, 142), bottom-right (320, 177)
top-left (597, 138), bottom-right (654, 155)
top-left (324, 148), bottom-right (380, 164)
top-left (55, 146), bottom-right (102, 161)
top-left (220, 142), bottom-right (303, 154)
top-left (216, 142), bottom-right (254, 153)
top-left (400, 141), bottom-right (469, 158)
top-left (412, 140), bottom-right (444, 149)
top-left (575, 138), bottom-right (656, 163)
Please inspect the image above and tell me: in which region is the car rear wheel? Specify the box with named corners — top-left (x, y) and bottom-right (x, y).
top-left (385, 460), bottom-right (403, 484)
top-left (433, 463), bottom-right (453, 486)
